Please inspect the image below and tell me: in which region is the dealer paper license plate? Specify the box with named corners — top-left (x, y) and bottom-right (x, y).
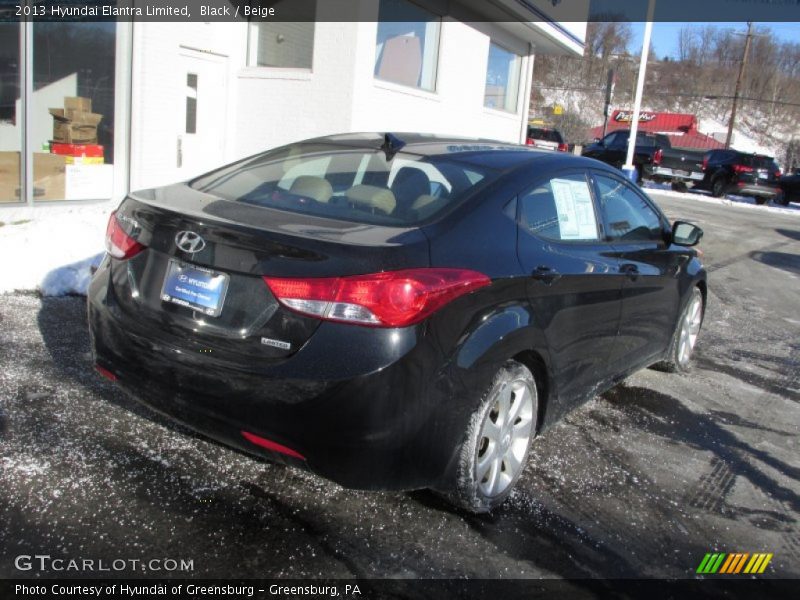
top-left (160, 260), bottom-right (229, 317)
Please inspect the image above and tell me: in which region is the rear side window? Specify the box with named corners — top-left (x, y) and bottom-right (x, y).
top-left (528, 128), bottom-right (564, 144)
top-left (635, 134), bottom-right (659, 147)
top-left (520, 173), bottom-right (600, 242)
top-left (738, 154), bottom-right (776, 169)
top-left (594, 174), bottom-right (663, 243)
top-left (190, 144), bottom-right (496, 226)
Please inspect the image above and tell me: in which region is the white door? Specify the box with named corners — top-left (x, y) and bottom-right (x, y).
top-left (177, 50), bottom-right (228, 180)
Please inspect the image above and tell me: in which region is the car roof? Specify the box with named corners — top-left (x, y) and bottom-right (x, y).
top-left (296, 132), bottom-right (581, 170)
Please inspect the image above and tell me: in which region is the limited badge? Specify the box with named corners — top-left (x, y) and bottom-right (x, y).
top-left (261, 337), bottom-right (291, 351)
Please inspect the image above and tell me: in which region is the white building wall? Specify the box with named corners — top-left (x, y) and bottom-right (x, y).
top-left (349, 20), bottom-right (530, 143)
top-left (233, 22), bottom-right (361, 158)
top-left (129, 22), bottom-right (244, 191)
top-left (129, 17), bottom-right (573, 193)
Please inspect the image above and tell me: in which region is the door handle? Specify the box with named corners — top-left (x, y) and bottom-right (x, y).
top-left (531, 265), bottom-right (561, 285)
top-left (620, 263), bottom-right (639, 279)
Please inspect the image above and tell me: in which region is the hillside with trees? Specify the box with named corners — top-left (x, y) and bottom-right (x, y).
top-left (532, 22), bottom-right (800, 168)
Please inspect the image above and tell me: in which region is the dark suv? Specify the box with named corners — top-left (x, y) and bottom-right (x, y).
top-left (526, 127), bottom-right (567, 152)
top-left (698, 149), bottom-right (781, 204)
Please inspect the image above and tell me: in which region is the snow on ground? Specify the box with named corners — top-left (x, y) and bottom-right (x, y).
top-left (0, 200), bottom-right (114, 295)
top-left (642, 181), bottom-right (800, 216)
top-left (0, 188), bottom-right (798, 298)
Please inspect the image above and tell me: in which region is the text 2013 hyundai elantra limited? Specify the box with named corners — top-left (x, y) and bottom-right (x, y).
top-left (88, 133), bottom-right (706, 512)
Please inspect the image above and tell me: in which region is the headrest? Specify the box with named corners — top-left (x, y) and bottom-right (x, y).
top-left (411, 194), bottom-right (447, 219)
top-left (346, 185), bottom-right (396, 215)
top-left (290, 176), bottom-right (333, 203)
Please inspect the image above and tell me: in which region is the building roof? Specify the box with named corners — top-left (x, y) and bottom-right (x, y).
top-left (588, 110), bottom-right (725, 150)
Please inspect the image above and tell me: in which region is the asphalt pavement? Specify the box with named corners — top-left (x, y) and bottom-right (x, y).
top-left (0, 193), bottom-right (798, 580)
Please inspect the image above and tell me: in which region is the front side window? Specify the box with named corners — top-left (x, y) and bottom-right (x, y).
top-left (520, 173), bottom-right (600, 242)
top-left (594, 174), bottom-right (664, 243)
top-left (190, 143), bottom-right (496, 226)
top-left (484, 42), bottom-right (522, 113)
top-left (248, 1), bottom-right (316, 68)
top-left (374, 0), bottom-right (441, 91)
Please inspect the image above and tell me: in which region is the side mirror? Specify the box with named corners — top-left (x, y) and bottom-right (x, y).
top-left (672, 221), bottom-right (703, 246)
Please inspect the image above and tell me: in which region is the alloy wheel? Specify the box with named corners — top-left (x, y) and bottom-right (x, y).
top-left (475, 376), bottom-right (535, 497)
top-left (678, 291), bottom-right (703, 366)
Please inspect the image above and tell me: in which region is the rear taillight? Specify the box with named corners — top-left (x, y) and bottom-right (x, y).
top-left (775, 170), bottom-right (782, 178)
top-left (95, 365), bottom-right (117, 381)
top-left (264, 268), bottom-right (491, 328)
top-left (526, 138), bottom-right (535, 146)
top-left (702, 156), bottom-right (709, 171)
top-left (732, 164), bottom-right (754, 174)
top-left (557, 143), bottom-right (569, 152)
top-left (653, 148), bottom-right (663, 166)
top-left (241, 431), bottom-right (305, 460)
top-left (105, 211), bottom-right (144, 259)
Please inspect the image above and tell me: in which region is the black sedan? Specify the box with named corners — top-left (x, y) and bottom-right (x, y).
top-left (89, 133), bottom-right (706, 513)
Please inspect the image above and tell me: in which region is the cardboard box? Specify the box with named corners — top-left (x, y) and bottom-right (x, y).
top-left (50, 142), bottom-right (104, 158)
top-left (65, 156), bottom-right (104, 165)
top-left (0, 151), bottom-right (21, 202)
top-left (49, 108), bottom-right (103, 144)
top-left (64, 96), bottom-right (92, 112)
top-left (33, 152), bottom-right (66, 200)
top-left (0, 151), bottom-right (70, 201)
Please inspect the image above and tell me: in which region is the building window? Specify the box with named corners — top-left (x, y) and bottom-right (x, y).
top-left (248, 15), bottom-right (315, 69)
top-left (0, 23), bottom-right (21, 203)
top-left (374, 0), bottom-right (440, 91)
top-left (484, 42), bottom-right (522, 113)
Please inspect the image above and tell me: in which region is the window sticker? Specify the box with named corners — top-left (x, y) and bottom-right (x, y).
top-left (550, 178), bottom-right (599, 240)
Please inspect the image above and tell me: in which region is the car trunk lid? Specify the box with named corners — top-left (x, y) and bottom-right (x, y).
top-left (108, 184), bottom-right (430, 360)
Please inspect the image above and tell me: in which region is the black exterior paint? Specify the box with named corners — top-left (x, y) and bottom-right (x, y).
top-left (88, 133), bottom-right (706, 492)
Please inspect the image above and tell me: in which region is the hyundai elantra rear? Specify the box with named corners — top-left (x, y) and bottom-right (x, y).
top-left (88, 133), bottom-right (706, 512)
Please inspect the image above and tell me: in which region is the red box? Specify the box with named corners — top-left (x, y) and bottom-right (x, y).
top-left (50, 143), bottom-right (104, 157)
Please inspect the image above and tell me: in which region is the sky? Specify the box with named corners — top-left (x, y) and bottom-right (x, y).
top-left (629, 22), bottom-right (800, 59)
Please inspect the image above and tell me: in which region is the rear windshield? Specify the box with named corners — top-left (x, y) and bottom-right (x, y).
top-left (738, 154), bottom-right (777, 169)
top-left (636, 133), bottom-right (668, 147)
top-left (528, 128), bottom-right (563, 143)
top-left (190, 143), bottom-right (496, 226)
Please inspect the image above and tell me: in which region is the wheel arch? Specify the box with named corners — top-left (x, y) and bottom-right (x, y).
top-left (511, 349), bottom-right (550, 434)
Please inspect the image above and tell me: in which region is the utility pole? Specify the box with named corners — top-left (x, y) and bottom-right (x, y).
top-left (601, 68), bottom-right (615, 139)
top-left (725, 22), bottom-right (754, 149)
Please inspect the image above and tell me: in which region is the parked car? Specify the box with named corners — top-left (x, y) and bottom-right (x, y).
top-left (582, 130), bottom-right (705, 189)
top-left (526, 126), bottom-right (568, 152)
top-left (89, 133), bottom-right (706, 513)
top-left (696, 149), bottom-right (782, 204)
top-left (777, 168), bottom-right (800, 206)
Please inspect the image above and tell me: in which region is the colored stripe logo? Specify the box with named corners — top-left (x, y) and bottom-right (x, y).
top-left (697, 552), bottom-right (773, 574)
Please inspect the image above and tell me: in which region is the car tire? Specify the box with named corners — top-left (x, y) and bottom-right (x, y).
top-left (711, 177), bottom-right (727, 198)
top-left (445, 360), bottom-right (538, 513)
top-left (656, 287), bottom-right (704, 373)
top-left (776, 192), bottom-right (789, 206)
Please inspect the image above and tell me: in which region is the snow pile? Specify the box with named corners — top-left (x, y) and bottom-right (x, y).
top-left (697, 117), bottom-right (776, 158)
top-left (643, 182), bottom-right (800, 216)
top-left (0, 201), bottom-right (114, 295)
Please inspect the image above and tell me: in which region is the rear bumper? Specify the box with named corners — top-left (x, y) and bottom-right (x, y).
top-left (734, 183), bottom-right (780, 198)
top-left (87, 262), bottom-right (469, 491)
top-left (644, 166), bottom-right (704, 181)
